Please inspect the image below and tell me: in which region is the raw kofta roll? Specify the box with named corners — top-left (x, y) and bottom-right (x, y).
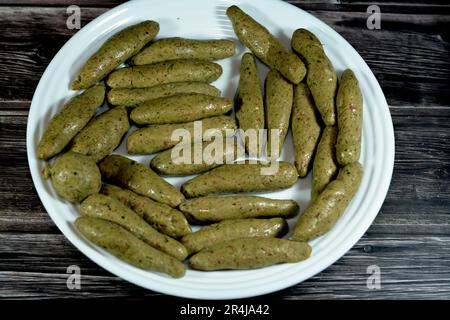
top-left (80, 194), bottom-right (188, 260)
top-left (181, 161), bottom-right (298, 198)
top-left (292, 162), bottom-right (363, 242)
top-left (336, 69), bottom-right (363, 165)
top-left (71, 21), bottom-right (159, 89)
top-left (49, 151), bottom-right (101, 203)
top-left (311, 126), bottom-right (338, 201)
top-left (107, 82), bottom-right (221, 107)
top-left (71, 106), bottom-right (130, 162)
top-left (101, 184), bottom-right (191, 238)
top-left (106, 59), bottom-right (222, 88)
top-left (132, 37), bottom-right (236, 65)
top-left (235, 53), bottom-right (264, 157)
top-left (130, 93), bottom-right (232, 125)
top-left (190, 238), bottom-right (311, 270)
top-left (150, 138), bottom-right (241, 176)
top-left (181, 218), bottom-right (288, 254)
top-left (75, 217), bottom-right (185, 278)
top-left (37, 85), bottom-right (105, 160)
top-left (265, 69), bottom-right (293, 158)
top-left (127, 115), bottom-right (237, 155)
top-left (291, 83), bottom-right (322, 177)
top-left (292, 28), bottom-right (337, 126)
top-left (179, 195), bottom-right (299, 223)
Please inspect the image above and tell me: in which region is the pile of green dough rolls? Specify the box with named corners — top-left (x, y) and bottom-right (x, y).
top-left (37, 6), bottom-right (364, 279)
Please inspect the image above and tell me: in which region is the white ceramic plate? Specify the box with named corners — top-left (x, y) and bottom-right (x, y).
top-left (27, 0), bottom-right (394, 299)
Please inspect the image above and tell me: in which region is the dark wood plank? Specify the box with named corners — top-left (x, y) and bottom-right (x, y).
top-left (1, 233), bottom-right (449, 299)
top-left (0, 112), bottom-right (53, 233)
top-left (0, 0), bottom-right (124, 6)
top-left (0, 6), bottom-right (449, 107)
top-left (1, 0), bottom-right (449, 14)
top-left (0, 7), bottom-right (106, 103)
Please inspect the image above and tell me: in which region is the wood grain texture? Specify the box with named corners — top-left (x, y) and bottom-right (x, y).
top-left (0, 4), bottom-right (449, 107)
top-left (1, 108), bottom-right (449, 299)
top-left (0, 0), bottom-right (449, 300)
top-left (1, 233), bottom-right (449, 299)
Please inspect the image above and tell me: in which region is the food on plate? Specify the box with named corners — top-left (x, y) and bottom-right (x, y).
top-left (107, 82), bottom-right (221, 106)
top-left (311, 126), bottom-right (338, 201)
top-left (227, 5), bottom-right (306, 84)
top-left (130, 93), bottom-right (232, 125)
top-left (80, 194), bottom-right (188, 260)
top-left (189, 237), bottom-right (311, 270)
top-left (37, 85), bottom-right (105, 160)
top-left (71, 106), bottom-right (130, 162)
top-left (235, 53), bottom-right (264, 157)
top-left (292, 162), bottom-right (363, 241)
top-left (291, 83), bottom-right (322, 177)
top-left (99, 155), bottom-right (185, 207)
top-left (75, 217), bottom-right (185, 278)
top-left (179, 195), bottom-right (299, 223)
top-left (49, 151), bottom-right (101, 202)
top-left (181, 218), bottom-right (288, 254)
top-left (127, 115), bottom-right (236, 154)
top-left (292, 28), bottom-right (337, 126)
top-left (181, 161), bottom-right (298, 198)
top-left (106, 59), bottom-right (222, 88)
top-left (336, 69), bottom-right (363, 165)
top-left (36, 5), bottom-right (374, 279)
top-left (101, 184), bottom-right (191, 238)
top-left (265, 69), bottom-right (293, 158)
top-left (132, 37), bottom-right (235, 65)
top-left (150, 138), bottom-right (240, 176)
top-left (71, 21), bottom-right (159, 90)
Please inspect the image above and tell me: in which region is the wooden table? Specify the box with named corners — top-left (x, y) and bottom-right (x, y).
top-left (1, 0), bottom-right (449, 300)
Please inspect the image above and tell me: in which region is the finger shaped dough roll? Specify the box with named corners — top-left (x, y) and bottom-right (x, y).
top-left (127, 116), bottom-right (236, 155)
top-left (179, 196), bottom-right (299, 223)
top-left (181, 162), bottom-right (298, 198)
top-left (80, 194), bottom-right (188, 260)
top-left (182, 218), bottom-right (288, 254)
top-left (107, 82), bottom-right (221, 106)
top-left (235, 53), bottom-right (264, 157)
top-left (106, 59), bottom-right (222, 88)
top-left (71, 21), bottom-right (159, 89)
top-left (101, 184), bottom-right (191, 238)
top-left (132, 37), bottom-right (235, 65)
top-left (227, 5), bottom-right (306, 84)
top-left (37, 85), bottom-right (105, 160)
top-left (75, 217), bottom-right (185, 278)
top-left (190, 238), bottom-right (311, 270)
top-left (130, 93), bottom-right (232, 125)
top-left (292, 28), bottom-right (337, 126)
top-left (291, 83), bottom-right (322, 177)
top-left (71, 106), bottom-right (130, 162)
top-left (99, 155), bottom-right (185, 207)
top-left (336, 69), bottom-right (363, 165)
top-left (292, 162), bottom-right (363, 242)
